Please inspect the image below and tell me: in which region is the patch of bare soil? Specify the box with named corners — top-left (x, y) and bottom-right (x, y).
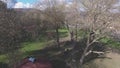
top-left (84, 52), bottom-right (120, 68)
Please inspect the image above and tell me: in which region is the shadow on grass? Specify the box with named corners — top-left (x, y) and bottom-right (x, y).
top-left (59, 32), bottom-right (68, 38)
top-left (22, 45), bottom-right (69, 68)
top-left (0, 62), bottom-right (8, 68)
top-left (21, 39), bottom-right (107, 68)
top-left (23, 46), bottom-right (64, 58)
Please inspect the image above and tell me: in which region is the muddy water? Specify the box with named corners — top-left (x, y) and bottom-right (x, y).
top-left (83, 52), bottom-right (120, 68)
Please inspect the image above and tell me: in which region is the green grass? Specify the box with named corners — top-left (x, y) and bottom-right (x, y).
top-left (59, 29), bottom-right (68, 32)
top-left (100, 37), bottom-right (120, 48)
top-left (20, 41), bottom-right (52, 59)
top-left (21, 41), bottom-right (46, 52)
top-left (0, 55), bottom-right (7, 62)
top-left (0, 40), bottom-right (52, 63)
top-left (77, 30), bottom-right (120, 49)
top-left (0, 28), bottom-right (68, 63)
top-left (46, 28), bottom-right (68, 38)
top-left (0, 28), bottom-right (120, 65)
top-left (46, 28), bottom-right (68, 32)
top-left (78, 30), bottom-right (87, 38)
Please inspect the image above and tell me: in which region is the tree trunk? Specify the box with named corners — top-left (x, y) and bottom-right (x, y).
top-left (79, 45), bottom-right (89, 68)
top-left (66, 24), bottom-right (74, 42)
top-left (75, 24), bottom-right (78, 41)
top-left (79, 35), bottom-right (90, 68)
top-left (55, 27), bottom-right (60, 47)
top-left (70, 31), bottom-right (74, 42)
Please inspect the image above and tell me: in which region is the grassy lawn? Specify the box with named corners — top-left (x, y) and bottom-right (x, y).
top-left (46, 28), bottom-right (68, 38)
top-left (59, 29), bottom-right (68, 38)
top-left (0, 55), bottom-right (7, 62)
top-left (0, 28), bottom-right (120, 68)
top-left (0, 40), bottom-right (55, 63)
top-left (0, 41), bottom-right (47, 62)
top-left (21, 41), bottom-right (46, 52)
top-left (0, 28), bottom-right (68, 63)
top-left (21, 28), bottom-right (68, 54)
top-left (100, 37), bottom-right (120, 48)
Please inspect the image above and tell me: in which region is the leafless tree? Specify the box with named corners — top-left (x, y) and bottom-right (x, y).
top-left (72, 0), bottom-right (118, 67)
top-left (33, 0), bottom-right (119, 68)
top-left (19, 9), bottom-right (46, 41)
top-left (34, 0), bottom-right (65, 47)
top-left (65, 2), bottom-right (82, 42)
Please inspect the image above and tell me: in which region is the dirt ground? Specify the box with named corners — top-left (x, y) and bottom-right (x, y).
top-left (84, 52), bottom-right (120, 68)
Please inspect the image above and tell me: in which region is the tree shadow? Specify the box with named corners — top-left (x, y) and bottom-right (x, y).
top-left (0, 62), bottom-right (8, 68)
top-left (21, 39), bottom-right (107, 68)
top-left (23, 45), bottom-right (65, 59)
top-left (20, 45), bottom-right (69, 68)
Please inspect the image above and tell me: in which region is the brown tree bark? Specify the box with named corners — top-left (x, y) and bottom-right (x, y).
top-left (55, 25), bottom-right (60, 47)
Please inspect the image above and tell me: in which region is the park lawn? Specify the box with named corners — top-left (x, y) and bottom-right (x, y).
top-left (46, 28), bottom-right (68, 38)
top-left (0, 55), bottom-right (7, 62)
top-left (100, 37), bottom-right (120, 48)
top-left (59, 29), bottom-right (68, 38)
top-left (19, 28), bottom-right (68, 57)
top-left (21, 41), bottom-right (47, 53)
top-left (0, 40), bottom-right (52, 63)
top-left (0, 28), bottom-right (68, 63)
top-left (59, 29), bottom-right (68, 32)
top-left (46, 28), bottom-right (68, 32)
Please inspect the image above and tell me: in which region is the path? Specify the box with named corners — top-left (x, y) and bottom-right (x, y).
top-left (84, 51), bottom-right (120, 68)
top-left (59, 36), bottom-right (70, 43)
